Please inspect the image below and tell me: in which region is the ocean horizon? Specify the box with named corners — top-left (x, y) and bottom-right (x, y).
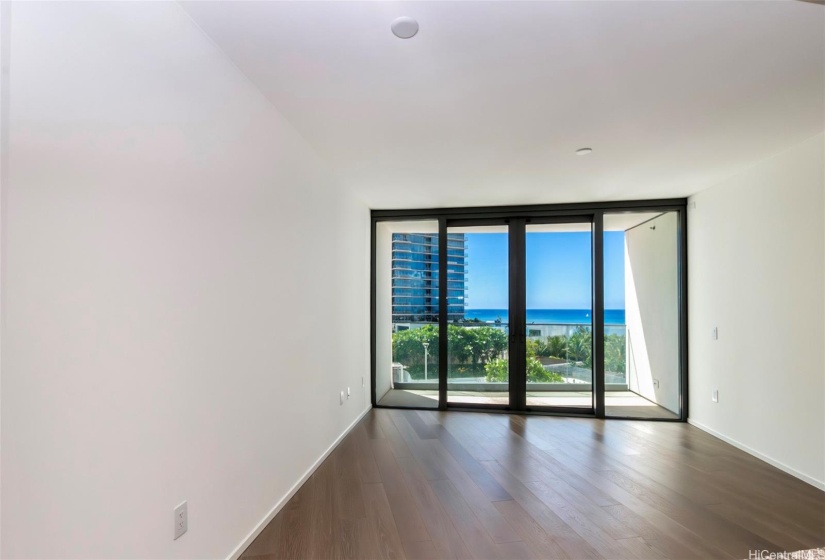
top-left (465, 308), bottom-right (625, 325)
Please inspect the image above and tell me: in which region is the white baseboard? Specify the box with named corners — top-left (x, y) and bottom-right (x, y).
top-left (687, 418), bottom-right (825, 492)
top-left (226, 406), bottom-right (373, 560)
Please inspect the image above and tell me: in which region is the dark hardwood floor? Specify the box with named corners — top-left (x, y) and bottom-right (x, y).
top-left (241, 409), bottom-right (825, 559)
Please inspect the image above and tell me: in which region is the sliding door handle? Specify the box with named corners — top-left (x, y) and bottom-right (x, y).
top-left (509, 332), bottom-right (525, 344)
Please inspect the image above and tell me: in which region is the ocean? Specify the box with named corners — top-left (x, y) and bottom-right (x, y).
top-left (464, 308), bottom-right (625, 325)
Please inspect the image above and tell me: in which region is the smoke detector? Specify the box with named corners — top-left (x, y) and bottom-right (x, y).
top-left (391, 17), bottom-right (419, 39)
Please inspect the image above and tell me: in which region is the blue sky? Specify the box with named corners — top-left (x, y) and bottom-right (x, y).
top-left (465, 232), bottom-right (625, 310)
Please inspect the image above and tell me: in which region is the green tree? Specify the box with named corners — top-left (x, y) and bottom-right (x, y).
top-left (393, 324), bottom-right (509, 378)
top-left (392, 325), bottom-right (438, 369)
top-left (604, 333), bottom-right (626, 374)
top-left (527, 338), bottom-right (550, 357)
top-left (546, 335), bottom-right (568, 359)
top-left (484, 357), bottom-right (563, 383)
top-left (566, 326), bottom-right (592, 365)
top-left (467, 326), bottom-right (507, 364)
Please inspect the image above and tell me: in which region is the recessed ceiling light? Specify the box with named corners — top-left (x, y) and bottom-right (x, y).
top-left (391, 17), bottom-right (419, 39)
top-left (576, 148), bottom-right (593, 155)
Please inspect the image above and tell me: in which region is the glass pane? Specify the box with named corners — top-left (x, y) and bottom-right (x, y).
top-left (375, 221), bottom-right (439, 408)
top-left (447, 225), bottom-right (509, 405)
top-left (604, 212), bottom-right (680, 419)
top-left (525, 223), bottom-right (594, 409)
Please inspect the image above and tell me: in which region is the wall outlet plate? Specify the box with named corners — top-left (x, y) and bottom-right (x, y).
top-left (711, 327), bottom-right (718, 340)
top-left (174, 501), bottom-right (187, 540)
top-left (712, 389), bottom-right (719, 403)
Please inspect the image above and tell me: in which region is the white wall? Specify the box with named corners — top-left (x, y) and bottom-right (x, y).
top-left (688, 132), bottom-right (825, 489)
top-left (1, 3), bottom-right (370, 558)
top-left (624, 212), bottom-right (679, 413)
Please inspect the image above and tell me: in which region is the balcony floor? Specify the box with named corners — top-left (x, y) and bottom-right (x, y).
top-left (377, 388), bottom-right (679, 419)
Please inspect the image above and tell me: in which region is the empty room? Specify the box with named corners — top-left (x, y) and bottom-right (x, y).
top-left (1, 1), bottom-right (823, 559)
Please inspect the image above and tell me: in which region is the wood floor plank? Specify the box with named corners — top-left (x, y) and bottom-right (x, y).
top-left (396, 454), bottom-right (474, 559)
top-left (599, 468), bottom-right (785, 557)
top-left (429, 478), bottom-right (506, 560)
top-left (354, 425), bottom-right (383, 484)
top-left (240, 510), bottom-right (284, 558)
top-left (707, 501), bottom-right (814, 552)
top-left (402, 539), bottom-right (440, 560)
top-left (389, 415), bottom-right (450, 481)
top-left (333, 439), bottom-right (368, 521)
top-left (240, 410), bottom-right (825, 560)
top-left (527, 478), bottom-right (638, 540)
top-left (308, 460), bottom-right (338, 559)
top-left (434, 426), bottom-right (513, 502)
top-left (362, 482), bottom-right (408, 560)
top-left (425, 440), bottom-right (522, 544)
top-left (277, 482), bottom-right (315, 559)
top-left (543, 448), bottom-right (737, 559)
top-left (371, 438), bottom-right (432, 544)
top-left (374, 409), bottom-right (414, 458)
top-left (402, 409), bottom-right (439, 439)
top-left (524, 479), bottom-right (643, 559)
top-left (481, 460), bottom-right (606, 559)
top-left (493, 497), bottom-right (572, 559)
top-left (363, 412), bottom-right (386, 440)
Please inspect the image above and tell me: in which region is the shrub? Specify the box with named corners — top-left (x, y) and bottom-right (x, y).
top-left (484, 357), bottom-right (564, 383)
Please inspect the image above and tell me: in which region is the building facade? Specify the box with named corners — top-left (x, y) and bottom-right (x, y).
top-left (391, 233), bottom-right (467, 322)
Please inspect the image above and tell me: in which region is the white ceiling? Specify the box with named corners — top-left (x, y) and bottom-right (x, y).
top-left (181, 1), bottom-right (824, 209)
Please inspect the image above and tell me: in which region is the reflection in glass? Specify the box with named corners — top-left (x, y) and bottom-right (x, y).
top-left (525, 223), bottom-right (594, 409)
top-left (447, 225), bottom-right (509, 405)
top-left (375, 221), bottom-right (440, 408)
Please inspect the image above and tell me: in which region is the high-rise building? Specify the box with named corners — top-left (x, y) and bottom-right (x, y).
top-left (391, 233), bottom-right (467, 322)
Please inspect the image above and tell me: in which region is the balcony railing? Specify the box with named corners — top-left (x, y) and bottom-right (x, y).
top-left (390, 321), bottom-right (628, 389)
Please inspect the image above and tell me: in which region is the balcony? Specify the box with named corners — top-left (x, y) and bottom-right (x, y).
top-left (380, 321), bottom-right (677, 419)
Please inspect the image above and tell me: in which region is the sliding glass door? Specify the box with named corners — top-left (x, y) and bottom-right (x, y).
top-left (445, 222), bottom-right (510, 406)
top-left (440, 217), bottom-right (595, 413)
top-left (372, 201), bottom-right (686, 420)
top-left (523, 220), bottom-right (594, 412)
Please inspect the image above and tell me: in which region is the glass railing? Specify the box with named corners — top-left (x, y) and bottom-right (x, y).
top-left (390, 321), bottom-right (627, 386)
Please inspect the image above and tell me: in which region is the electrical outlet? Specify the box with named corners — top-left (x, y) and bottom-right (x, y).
top-left (347, 387), bottom-right (351, 399)
top-left (174, 501), bottom-right (187, 540)
top-left (340, 391), bottom-right (344, 405)
top-left (711, 327), bottom-right (718, 340)
top-left (712, 389), bottom-right (719, 403)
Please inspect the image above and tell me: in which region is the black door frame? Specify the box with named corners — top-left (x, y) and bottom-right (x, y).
top-left (515, 214), bottom-right (598, 416)
top-left (371, 199), bottom-right (689, 422)
top-left (440, 217), bottom-right (514, 412)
